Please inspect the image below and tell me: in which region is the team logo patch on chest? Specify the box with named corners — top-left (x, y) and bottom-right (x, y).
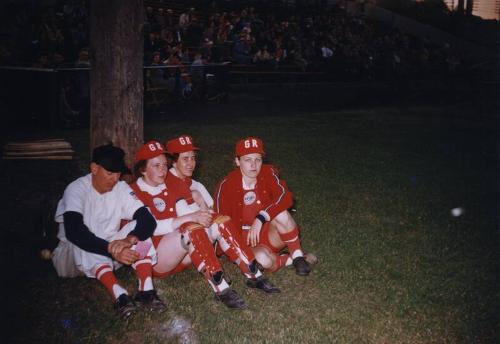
top-left (243, 191), bottom-right (257, 205)
top-left (153, 197), bottom-right (166, 212)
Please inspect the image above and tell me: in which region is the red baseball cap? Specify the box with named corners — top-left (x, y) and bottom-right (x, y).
top-left (165, 135), bottom-right (199, 154)
top-left (235, 137), bottom-right (265, 157)
top-left (135, 140), bottom-right (165, 162)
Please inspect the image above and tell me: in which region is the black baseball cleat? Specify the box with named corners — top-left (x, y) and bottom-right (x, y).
top-left (115, 294), bottom-right (137, 319)
top-left (246, 276), bottom-right (281, 294)
top-left (134, 289), bottom-right (167, 313)
top-left (292, 256), bottom-right (311, 276)
top-left (215, 288), bottom-right (247, 309)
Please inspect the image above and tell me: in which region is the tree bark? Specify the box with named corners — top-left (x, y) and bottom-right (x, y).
top-left (465, 0), bottom-right (473, 16)
top-left (89, 0), bottom-right (144, 169)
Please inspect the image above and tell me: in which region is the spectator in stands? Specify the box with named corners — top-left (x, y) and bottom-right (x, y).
top-left (190, 52), bottom-right (206, 98)
top-left (272, 38), bottom-right (286, 65)
top-left (201, 37), bottom-right (214, 61)
top-left (145, 32), bottom-right (161, 55)
top-left (161, 28), bottom-right (175, 47)
top-left (287, 43), bottom-right (308, 71)
top-left (253, 46), bottom-right (275, 69)
top-left (74, 47), bottom-right (90, 67)
top-left (32, 52), bottom-right (51, 68)
top-left (185, 16), bottom-right (204, 47)
top-left (52, 52), bottom-right (65, 67)
top-left (321, 42), bottom-right (333, 59)
top-left (145, 6), bottom-right (156, 30)
top-left (179, 8), bottom-right (192, 31)
top-left (148, 51), bottom-right (175, 93)
top-left (165, 49), bottom-right (183, 73)
top-left (233, 35), bottom-right (253, 65)
top-left (154, 8), bottom-right (165, 30)
top-left (164, 9), bottom-right (176, 29)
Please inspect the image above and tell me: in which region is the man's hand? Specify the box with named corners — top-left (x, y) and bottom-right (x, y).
top-left (108, 238), bottom-right (139, 265)
top-left (112, 247), bottom-right (140, 265)
top-left (125, 235), bottom-right (139, 245)
top-left (247, 219), bottom-right (262, 247)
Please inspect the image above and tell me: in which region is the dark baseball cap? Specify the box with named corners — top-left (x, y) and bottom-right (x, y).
top-left (91, 144), bottom-right (131, 174)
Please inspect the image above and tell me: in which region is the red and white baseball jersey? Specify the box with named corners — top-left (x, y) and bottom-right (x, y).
top-left (214, 164), bottom-right (294, 230)
top-left (166, 167), bottom-right (214, 210)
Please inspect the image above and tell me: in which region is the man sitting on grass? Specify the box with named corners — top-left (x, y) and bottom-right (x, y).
top-left (51, 144), bottom-right (165, 318)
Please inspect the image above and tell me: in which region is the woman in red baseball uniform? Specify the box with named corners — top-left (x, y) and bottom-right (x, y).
top-left (130, 139), bottom-right (278, 310)
top-left (215, 137), bottom-right (313, 276)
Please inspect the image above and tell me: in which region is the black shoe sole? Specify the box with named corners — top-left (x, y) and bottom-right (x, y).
top-left (117, 306), bottom-right (136, 319)
top-left (246, 284), bottom-right (281, 294)
top-left (214, 296), bottom-right (248, 310)
top-left (245, 281), bottom-right (281, 294)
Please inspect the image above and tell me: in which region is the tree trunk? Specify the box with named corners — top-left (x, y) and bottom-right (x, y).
top-left (89, 0), bottom-right (144, 169)
top-left (465, 0), bottom-right (473, 16)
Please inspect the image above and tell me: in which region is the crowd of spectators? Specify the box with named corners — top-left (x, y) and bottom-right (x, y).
top-left (0, 0), bottom-right (88, 68)
top-left (142, 1), bottom-right (467, 81)
top-left (0, 0), bottom-right (470, 82)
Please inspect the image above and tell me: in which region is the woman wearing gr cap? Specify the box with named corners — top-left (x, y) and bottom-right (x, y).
top-left (214, 137), bottom-right (316, 276)
top-left (130, 139), bottom-right (278, 310)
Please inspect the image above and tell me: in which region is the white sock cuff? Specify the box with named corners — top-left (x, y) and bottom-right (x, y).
top-left (113, 285), bottom-right (128, 299)
top-left (291, 250), bottom-right (304, 259)
top-left (140, 276), bottom-right (154, 291)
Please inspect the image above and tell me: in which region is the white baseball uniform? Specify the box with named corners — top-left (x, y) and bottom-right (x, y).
top-left (52, 173), bottom-right (146, 277)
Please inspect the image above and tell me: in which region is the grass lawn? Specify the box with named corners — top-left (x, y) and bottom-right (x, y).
top-left (2, 101), bottom-right (497, 343)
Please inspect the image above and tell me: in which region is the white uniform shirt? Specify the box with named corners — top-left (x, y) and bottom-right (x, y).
top-left (55, 174), bottom-right (144, 241)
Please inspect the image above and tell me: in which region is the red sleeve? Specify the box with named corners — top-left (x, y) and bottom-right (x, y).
top-left (259, 165), bottom-right (294, 221)
top-left (214, 171), bottom-right (243, 229)
top-left (214, 177), bottom-right (230, 214)
top-left (166, 172), bottom-right (193, 203)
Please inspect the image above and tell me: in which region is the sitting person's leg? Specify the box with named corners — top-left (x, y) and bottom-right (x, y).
top-left (153, 230), bottom-right (191, 276)
top-left (93, 263), bottom-right (128, 300)
top-left (180, 222), bottom-right (247, 309)
top-left (265, 211), bottom-right (311, 275)
top-left (91, 261), bottom-right (135, 318)
top-left (252, 223), bottom-right (287, 272)
top-left (210, 215), bottom-right (280, 293)
top-left (132, 255), bottom-right (166, 312)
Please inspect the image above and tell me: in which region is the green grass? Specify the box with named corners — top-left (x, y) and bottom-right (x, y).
top-left (2, 103), bottom-right (497, 343)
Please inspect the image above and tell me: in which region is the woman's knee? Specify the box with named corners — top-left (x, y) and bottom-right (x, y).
top-left (271, 210), bottom-right (296, 232)
top-left (155, 232), bottom-right (188, 271)
top-left (253, 246), bottom-right (275, 269)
